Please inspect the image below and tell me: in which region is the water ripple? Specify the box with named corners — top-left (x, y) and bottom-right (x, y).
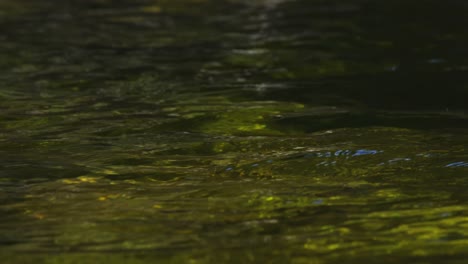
top-left (446, 162), bottom-right (468, 168)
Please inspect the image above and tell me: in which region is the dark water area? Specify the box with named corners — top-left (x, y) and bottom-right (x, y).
top-left (0, 0), bottom-right (467, 263)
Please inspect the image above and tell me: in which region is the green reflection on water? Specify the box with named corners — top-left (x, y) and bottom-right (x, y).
top-left (1, 0), bottom-right (468, 263)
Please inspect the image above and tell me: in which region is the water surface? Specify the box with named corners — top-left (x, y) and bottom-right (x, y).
top-left (1, 0), bottom-right (468, 263)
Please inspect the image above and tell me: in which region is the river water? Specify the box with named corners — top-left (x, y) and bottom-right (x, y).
top-left (1, 0), bottom-right (468, 263)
